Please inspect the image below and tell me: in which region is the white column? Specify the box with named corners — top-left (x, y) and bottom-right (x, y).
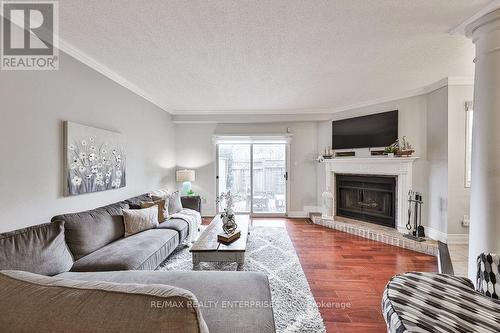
top-left (466, 9), bottom-right (500, 283)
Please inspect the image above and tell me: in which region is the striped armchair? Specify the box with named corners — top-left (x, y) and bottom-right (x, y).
top-left (382, 253), bottom-right (500, 333)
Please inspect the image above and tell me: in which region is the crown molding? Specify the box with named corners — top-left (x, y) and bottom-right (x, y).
top-left (172, 77), bottom-right (473, 117)
top-left (326, 77), bottom-right (473, 115)
top-left (1, 11), bottom-right (473, 117)
top-left (0, 12), bottom-right (172, 113)
top-left (58, 39), bottom-right (172, 114)
top-left (449, 0), bottom-right (500, 35)
top-left (172, 76), bottom-right (473, 120)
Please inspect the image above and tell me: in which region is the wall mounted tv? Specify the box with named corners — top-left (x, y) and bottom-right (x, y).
top-left (332, 110), bottom-right (398, 149)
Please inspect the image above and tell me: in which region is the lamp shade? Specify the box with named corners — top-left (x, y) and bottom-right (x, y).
top-left (176, 169), bottom-right (195, 182)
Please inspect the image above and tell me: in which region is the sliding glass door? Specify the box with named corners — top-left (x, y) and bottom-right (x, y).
top-left (252, 144), bottom-right (287, 214)
top-left (217, 142), bottom-right (287, 215)
top-left (217, 144), bottom-right (251, 213)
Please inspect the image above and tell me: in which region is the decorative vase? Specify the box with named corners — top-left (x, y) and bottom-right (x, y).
top-left (222, 214), bottom-right (237, 234)
top-left (322, 189), bottom-right (333, 218)
top-left (217, 191), bottom-right (238, 234)
top-left (388, 153), bottom-right (395, 158)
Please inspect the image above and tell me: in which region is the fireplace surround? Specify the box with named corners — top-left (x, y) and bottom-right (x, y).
top-left (322, 157), bottom-right (417, 233)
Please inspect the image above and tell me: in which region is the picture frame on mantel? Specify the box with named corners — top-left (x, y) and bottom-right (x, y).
top-left (64, 121), bottom-right (126, 196)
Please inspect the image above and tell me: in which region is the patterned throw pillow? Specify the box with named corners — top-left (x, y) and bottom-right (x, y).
top-left (477, 253), bottom-right (500, 299)
top-left (140, 199), bottom-right (167, 223)
top-left (122, 206), bottom-right (159, 237)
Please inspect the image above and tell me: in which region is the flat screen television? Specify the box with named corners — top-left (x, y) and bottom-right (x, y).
top-left (332, 110), bottom-right (398, 149)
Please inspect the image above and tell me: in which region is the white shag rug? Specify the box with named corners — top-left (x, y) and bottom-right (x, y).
top-left (158, 225), bottom-right (326, 333)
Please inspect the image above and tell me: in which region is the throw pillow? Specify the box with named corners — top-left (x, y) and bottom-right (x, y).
top-left (123, 206), bottom-right (159, 237)
top-left (150, 188), bottom-right (170, 199)
top-left (140, 199), bottom-right (167, 223)
top-left (0, 221), bottom-right (74, 276)
top-left (168, 191), bottom-right (183, 215)
top-left (150, 188), bottom-right (171, 219)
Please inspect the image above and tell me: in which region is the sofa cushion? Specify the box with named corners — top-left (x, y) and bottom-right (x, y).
top-left (150, 189), bottom-right (171, 219)
top-left (0, 270), bottom-right (208, 333)
top-left (158, 218), bottom-right (189, 242)
top-left (140, 199), bottom-right (167, 223)
top-left (124, 193), bottom-right (153, 209)
top-left (71, 229), bottom-right (179, 272)
top-left (51, 202), bottom-right (128, 260)
top-left (57, 270), bottom-right (276, 333)
top-left (0, 221), bottom-right (73, 276)
top-left (123, 206), bottom-right (159, 237)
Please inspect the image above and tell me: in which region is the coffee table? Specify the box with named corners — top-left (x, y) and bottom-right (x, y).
top-left (190, 215), bottom-right (249, 271)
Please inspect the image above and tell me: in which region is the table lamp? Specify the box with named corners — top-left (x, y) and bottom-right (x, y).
top-left (176, 169), bottom-right (195, 195)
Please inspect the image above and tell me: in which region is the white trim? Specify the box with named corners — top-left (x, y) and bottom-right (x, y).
top-left (287, 211), bottom-right (309, 218)
top-left (424, 228), bottom-right (470, 244)
top-left (304, 205), bottom-right (322, 214)
top-left (213, 134), bottom-right (293, 144)
top-left (202, 212), bottom-right (216, 218)
top-left (425, 227), bottom-right (448, 243)
top-left (58, 40), bottom-right (172, 113)
top-left (172, 77), bottom-right (473, 116)
top-left (447, 234), bottom-right (470, 245)
top-left (4, 6), bottom-right (474, 117)
top-left (0, 11), bottom-right (172, 113)
top-left (449, 0), bottom-right (500, 35)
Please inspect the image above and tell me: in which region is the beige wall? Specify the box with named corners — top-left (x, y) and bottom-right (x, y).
top-left (426, 87), bottom-right (449, 237)
top-left (0, 52), bottom-right (176, 232)
top-left (174, 123), bottom-right (218, 215)
top-left (447, 85), bottom-right (473, 236)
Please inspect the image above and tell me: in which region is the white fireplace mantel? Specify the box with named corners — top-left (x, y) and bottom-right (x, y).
top-left (323, 157), bottom-right (418, 233)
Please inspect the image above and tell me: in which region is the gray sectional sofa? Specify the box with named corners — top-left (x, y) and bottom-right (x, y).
top-left (50, 194), bottom-right (189, 271)
top-left (0, 193), bottom-right (276, 333)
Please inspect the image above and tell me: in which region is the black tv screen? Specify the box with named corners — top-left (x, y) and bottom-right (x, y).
top-left (332, 111), bottom-right (398, 149)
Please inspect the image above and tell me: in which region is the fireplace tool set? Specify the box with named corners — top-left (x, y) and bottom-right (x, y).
top-left (404, 190), bottom-right (425, 242)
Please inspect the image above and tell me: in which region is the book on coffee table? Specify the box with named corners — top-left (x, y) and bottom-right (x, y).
top-left (217, 230), bottom-right (241, 244)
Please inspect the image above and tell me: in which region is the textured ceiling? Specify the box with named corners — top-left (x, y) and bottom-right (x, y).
top-left (58, 0), bottom-right (489, 114)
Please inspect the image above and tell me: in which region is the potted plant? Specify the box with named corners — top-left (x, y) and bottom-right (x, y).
top-left (384, 143), bottom-right (398, 158)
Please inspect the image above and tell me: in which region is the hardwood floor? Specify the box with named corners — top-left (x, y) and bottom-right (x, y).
top-left (202, 216), bottom-right (438, 332)
top-left (285, 218), bottom-right (437, 333)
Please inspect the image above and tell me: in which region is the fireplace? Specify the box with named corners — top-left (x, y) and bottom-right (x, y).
top-left (335, 174), bottom-right (396, 228)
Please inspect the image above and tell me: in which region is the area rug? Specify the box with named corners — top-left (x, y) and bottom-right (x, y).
top-left (158, 225), bottom-right (326, 333)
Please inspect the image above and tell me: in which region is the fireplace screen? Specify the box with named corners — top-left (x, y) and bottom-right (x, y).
top-left (336, 174), bottom-right (396, 228)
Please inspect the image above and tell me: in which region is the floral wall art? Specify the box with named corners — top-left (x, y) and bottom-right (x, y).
top-left (65, 121), bottom-right (126, 195)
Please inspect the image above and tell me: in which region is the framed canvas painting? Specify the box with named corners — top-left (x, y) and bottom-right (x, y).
top-left (64, 121), bottom-right (126, 196)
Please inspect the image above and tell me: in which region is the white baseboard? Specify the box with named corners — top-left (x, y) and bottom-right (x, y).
top-left (303, 206), bottom-right (322, 214)
top-left (425, 227), bottom-right (469, 244)
top-left (287, 211), bottom-right (309, 218)
top-left (201, 209), bottom-right (217, 218)
top-left (447, 233), bottom-right (469, 245)
top-left (425, 227), bottom-right (448, 243)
